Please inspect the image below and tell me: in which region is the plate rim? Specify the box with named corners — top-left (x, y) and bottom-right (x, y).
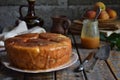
top-left (2, 52), bottom-right (78, 73)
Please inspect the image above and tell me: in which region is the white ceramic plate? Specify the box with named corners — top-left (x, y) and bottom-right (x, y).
top-left (2, 52), bottom-right (78, 73)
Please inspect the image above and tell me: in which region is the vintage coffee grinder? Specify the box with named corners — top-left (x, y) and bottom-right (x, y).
top-left (19, 0), bottom-right (44, 29)
top-left (51, 15), bottom-right (71, 35)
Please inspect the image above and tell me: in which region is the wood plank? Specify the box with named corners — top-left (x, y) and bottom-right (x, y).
top-left (23, 72), bottom-right (55, 80)
top-left (78, 49), bottom-right (115, 80)
top-left (107, 51), bottom-right (120, 80)
top-left (55, 35), bottom-right (85, 80)
top-left (0, 65), bottom-right (24, 80)
top-left (69, 19), bottom-right (120, 35)
top-left (73, 35), bottom-right (116, 80)
top-left (0, 51), bottom-right (24, 80)
top-left (55, 49), bottom-right (85, 80)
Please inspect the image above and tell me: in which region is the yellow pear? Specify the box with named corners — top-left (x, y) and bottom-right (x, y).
top-left (98, 10), bottom-right (109, 20)
top-left (94, 2), bottom-right (106, 11)
top-left (106, 8), bottom-right (117, 19)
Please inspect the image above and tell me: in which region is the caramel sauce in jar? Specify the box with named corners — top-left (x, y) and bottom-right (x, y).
top-left (81, 19), bottom-right (100, 49)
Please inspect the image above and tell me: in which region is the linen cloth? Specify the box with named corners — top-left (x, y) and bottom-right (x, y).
top-left (0, 20), bottom-right (46, 46)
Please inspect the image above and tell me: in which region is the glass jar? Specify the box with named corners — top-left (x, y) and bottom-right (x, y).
top-left (81, 19), bottom-right (100, 49)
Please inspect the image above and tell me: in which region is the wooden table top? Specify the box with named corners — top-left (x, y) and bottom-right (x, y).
top-left (0, 33), bottom-right (119, 80)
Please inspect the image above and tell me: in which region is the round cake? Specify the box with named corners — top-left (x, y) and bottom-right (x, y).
top-left (4, 33), bottom-right (72, 70)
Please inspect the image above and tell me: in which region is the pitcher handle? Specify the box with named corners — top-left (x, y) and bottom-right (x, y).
top-left (19, 5), bottom-right (28, 19)
top-left (62, 19), bottom-right (71, 35)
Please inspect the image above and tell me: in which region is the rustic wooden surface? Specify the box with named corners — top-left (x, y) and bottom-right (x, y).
top-left (71, 35), bottom-right (117, 80)
top-left (0, 34), bottom-right (119, 80)
top-left (107, 51), bottom-right (120, 80)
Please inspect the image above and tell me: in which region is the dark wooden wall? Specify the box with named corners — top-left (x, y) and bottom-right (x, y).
top-left (0, 0), bottom-right (119, 31)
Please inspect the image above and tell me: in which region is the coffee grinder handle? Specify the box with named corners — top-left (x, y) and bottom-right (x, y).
top-left (62, 19), bottom-right (71, 35)
top-left (19, 5), bottom-right (28, 19)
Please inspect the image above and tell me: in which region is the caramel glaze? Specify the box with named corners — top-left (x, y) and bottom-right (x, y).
top-left (5, 33), bottom-right (72, 70)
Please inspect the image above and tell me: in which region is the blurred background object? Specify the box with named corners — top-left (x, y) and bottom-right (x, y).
top-left (0, 0), bottom-right (119, 32)
top-left (19, 0), bottom-right (44, 29)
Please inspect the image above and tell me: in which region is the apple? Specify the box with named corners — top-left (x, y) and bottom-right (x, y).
top-left (98, 10), bottom-right (109, 20)
top-left (85, 10), bottom-right (96, 19)
top-left (106, 8), bottom-right (117, 19)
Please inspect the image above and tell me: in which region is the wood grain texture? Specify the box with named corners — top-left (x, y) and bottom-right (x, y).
top-left (107, 51), bottom-right (120, 80)
top-left (72, 35), bottom-right (116, 80)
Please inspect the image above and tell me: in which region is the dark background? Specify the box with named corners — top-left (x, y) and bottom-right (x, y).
top-left (0, 0), bottom-right (119, 32)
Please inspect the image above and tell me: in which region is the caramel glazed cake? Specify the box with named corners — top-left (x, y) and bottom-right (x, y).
top-left (4, 33), bottom-right (72, 70)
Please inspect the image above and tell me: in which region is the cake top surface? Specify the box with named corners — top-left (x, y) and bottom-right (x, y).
top-left (5, 33), bottom-right (71, 48)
